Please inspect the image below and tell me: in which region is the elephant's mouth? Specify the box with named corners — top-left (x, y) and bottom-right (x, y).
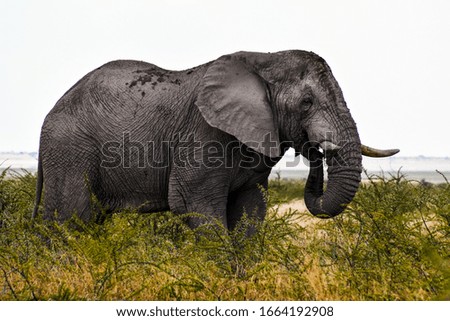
top-left (294, 131), bottom-right (340, 159)
top-left (318, 140), bottom-right (341, 155)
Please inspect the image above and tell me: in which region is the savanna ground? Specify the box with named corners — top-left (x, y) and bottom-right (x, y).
top-left (0, 169), bottom-right (449, 300)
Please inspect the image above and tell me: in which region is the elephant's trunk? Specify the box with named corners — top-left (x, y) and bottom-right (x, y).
top-left (304, 134), bottom-right (362, 218)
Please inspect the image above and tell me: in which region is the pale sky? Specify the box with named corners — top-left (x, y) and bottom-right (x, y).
top-left (1, 0), bottom-right (449, 156)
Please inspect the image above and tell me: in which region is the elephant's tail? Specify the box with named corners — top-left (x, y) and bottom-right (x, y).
top-left (32, 153), bottom-right (43, 219)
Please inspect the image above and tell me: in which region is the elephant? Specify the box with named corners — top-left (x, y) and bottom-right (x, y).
top-left (32, 50), bottom-right (399, 230)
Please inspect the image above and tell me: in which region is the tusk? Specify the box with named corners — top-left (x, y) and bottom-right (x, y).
top-left (361, 144), bottom-right (400, 158)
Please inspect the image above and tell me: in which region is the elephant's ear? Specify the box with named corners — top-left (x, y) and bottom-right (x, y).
top-left (196, 55), bottom-right (281, 158)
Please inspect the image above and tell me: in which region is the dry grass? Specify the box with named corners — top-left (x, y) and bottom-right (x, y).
top-left (0, 170), bottom-right (449, 300)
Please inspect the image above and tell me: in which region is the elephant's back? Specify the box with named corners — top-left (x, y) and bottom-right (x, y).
top-left (46, 59), bottom-right (203, 132)
top-left (87, 59), bottom-right (205, 102)
top-left (42, 59), bottom-right (209, 154)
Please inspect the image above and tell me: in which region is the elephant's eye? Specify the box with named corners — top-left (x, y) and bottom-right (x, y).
top-left (301, 96), bottom-right (313, 111)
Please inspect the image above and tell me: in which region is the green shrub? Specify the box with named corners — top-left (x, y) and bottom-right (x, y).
top-left (267, 174), bottom-right (306, 207)
top-left (0, 169), bottom-right (448, 300)
top-left (311, 173), bottom-right (450, 299)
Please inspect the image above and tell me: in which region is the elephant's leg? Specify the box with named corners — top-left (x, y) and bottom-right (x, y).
top-left (44, 167), bottom-right (96, 223)
top-left (42, 139), bottom-right (100, 223)
top-left (168, 168), bottom-right (230, 230)
top-left (226, 179), bottom-right (268, 232)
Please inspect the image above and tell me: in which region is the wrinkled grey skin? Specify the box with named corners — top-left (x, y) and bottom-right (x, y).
top-left (33, 50), bottom-right (363, 230)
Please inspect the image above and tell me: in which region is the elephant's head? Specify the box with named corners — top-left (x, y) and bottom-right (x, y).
top-left (196, 50), bottom-right (398, 218)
